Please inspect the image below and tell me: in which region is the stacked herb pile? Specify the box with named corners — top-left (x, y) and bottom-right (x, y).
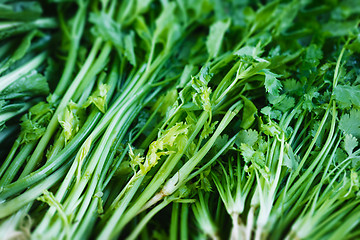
top-left (0, 0), bottom-right (359, 239)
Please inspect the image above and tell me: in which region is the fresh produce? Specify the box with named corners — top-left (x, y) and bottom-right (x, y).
top-left (0, 0), bottom-right (359, 239)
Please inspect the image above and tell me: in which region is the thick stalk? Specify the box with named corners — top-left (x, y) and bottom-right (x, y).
top-left (230, 213), bottom-right (244, 240)
top-left (246, 206), bottom-right (255, 240)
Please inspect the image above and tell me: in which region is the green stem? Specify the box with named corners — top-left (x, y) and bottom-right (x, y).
top-left (0, 141), bottom-right (36, 186)
top-left (287, 103), bottom-right (336, 198)
top-left (53, 2), bottom-right (87, 99)
top-left (170, 203), bottom-right (179, 240)
top-left (33, 145), bottom-right (80, 235)
top-left (0, 137), bottom-right (20, 179)
top-left (288, 103), bottom-right (331, 186)
top-left (0, 110), bottom-right (101, 200)
top-left (61, 90), bottom-right (147, 214)
top-left (97, 176), bottom-right (144, 240)
top-left (149, 102), bottom-right (242, 206)
top-left (180, 203), bottom-right (189, 240)
top-left (33, 18), bottom-right (58, 29)
top-left (68, 105), bottom-right (142, 235)
top-left (0, 161), bottom-right (71, 219)
top-left (100, 111), bottom-right (209, 239)
top-left (0, 203), bottom-right (32, 239)
top-left (45, 133), bottom-right (65, 162)
top-left (18, 38), bottom-right (103, 179)
top-left (126, 198), bottom-right (173, 240)
top-left (0, 52), bottom-right (47, 92)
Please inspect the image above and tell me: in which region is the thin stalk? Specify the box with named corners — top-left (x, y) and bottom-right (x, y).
top-left (0, 137), bottom-right (20, 179)
top-left (311, 201), bottom-right (360, 239)
top-left (288, 103), bottom-right (331, 186)
top-left (60, 88), bottom-right (148, 214)
top-left (45, 78), bottom-right (155, 234)
top-left (99, 112), bottom-right (209, 239)
top-left (53, 1), bottom-right (88, 99)
top-left (71, 41), bottom-right (113, 102)
top-left (0, 52), bottom-right (47, 92)
top-left (34, 146), bottom-right (81, 235)
top-left (151, 102), bottom-right (242, 205)
top-left (126, 198), bottom-right (174, 240)
top-left (0, 110), bottom-right (102, 200)
top-left (45, 133), bottom-right (65, 162)
top-left (327, 206), bottom-right (360, 240)
top-left (0, 203), bottom-right (31, 239)
top-left (71, 192), bottom-right (99, 240)
top-left (212, 61), bottom-right (240, 104)
top-left (0, 161), bottom-right (71, 218)
top-left (19, 38), bottom-right (103, 178)
top-left (287, 103), bottom-right (337, 200)
top-left (97, 176), bottom-right (145, 240)
top-left (170, 203), bottom-right (179, 240)
top-left (187, 134), bottom-right (237, 181)
top-left (68, 105), bottom-right (142, 236)
top-left (180, 203), bottom-right (189, 240)
top-left (0, 141), bottom-right (36, 186)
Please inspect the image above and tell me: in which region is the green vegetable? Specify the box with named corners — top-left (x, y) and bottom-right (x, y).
top-left (0, 0), bottom-right (359, 239)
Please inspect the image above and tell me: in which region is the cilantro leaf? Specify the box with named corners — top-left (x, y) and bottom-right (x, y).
top-left (343, 134), bottom-right (358, 156)
top-left (206, 19), bottom-right (231, 59)
top-left (235, 129), bottom-right (259, 148)
top-left (334, 85), bottom-right (360, 108)
top-left (262, 69), bottom-right (282, 95)
top-left (339, 109), bottom-right (360, 139)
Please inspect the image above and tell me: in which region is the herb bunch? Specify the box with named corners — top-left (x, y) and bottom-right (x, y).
top-left (0, 0), bottom-right (359, 240)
